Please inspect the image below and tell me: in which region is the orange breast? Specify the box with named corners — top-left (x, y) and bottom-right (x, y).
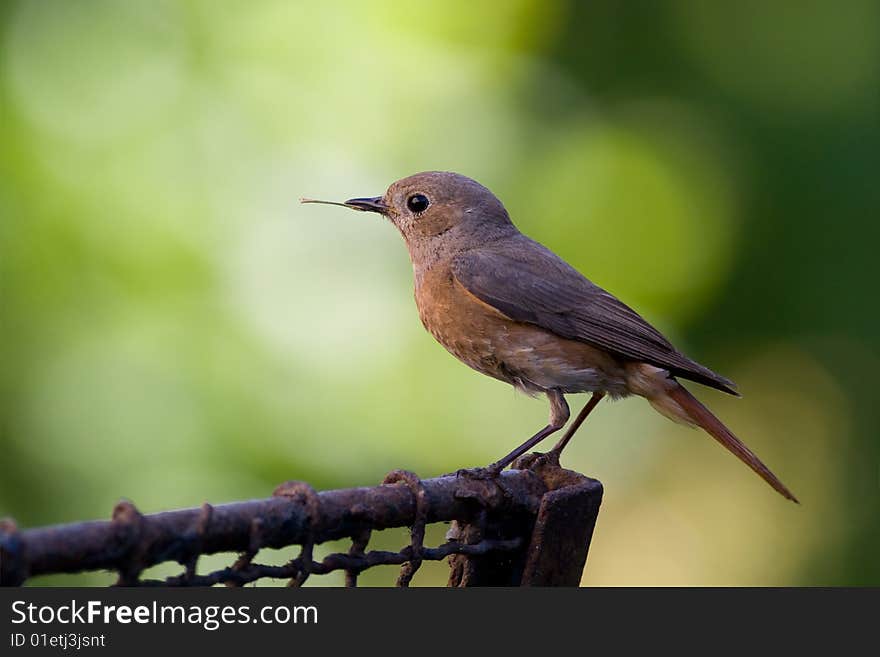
top-left (414, 263), bottom-right (629, 397)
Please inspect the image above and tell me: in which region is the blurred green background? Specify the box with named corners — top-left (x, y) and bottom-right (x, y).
top-left (1, 0), bottom-right (878, 586)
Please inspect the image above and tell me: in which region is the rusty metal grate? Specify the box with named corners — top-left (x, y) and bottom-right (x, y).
top-left (0, 454), bottom-right (602, 587)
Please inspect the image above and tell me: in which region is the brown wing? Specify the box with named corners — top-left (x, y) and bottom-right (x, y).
top-left (451, 237), bottom-right (738, 395)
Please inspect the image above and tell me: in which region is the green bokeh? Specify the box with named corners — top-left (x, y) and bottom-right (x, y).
top-left (1, 0), bottom-right (877, 586)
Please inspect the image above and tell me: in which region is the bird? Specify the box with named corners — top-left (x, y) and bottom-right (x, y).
top-left (301, 171), bottom-right (798, 502)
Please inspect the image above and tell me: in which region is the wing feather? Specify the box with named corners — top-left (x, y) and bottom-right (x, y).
top-left (451, 238), bottom-right (737, 395)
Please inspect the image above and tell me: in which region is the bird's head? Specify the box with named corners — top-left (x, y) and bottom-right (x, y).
top-left (302, 171), bottom-right (516, 259)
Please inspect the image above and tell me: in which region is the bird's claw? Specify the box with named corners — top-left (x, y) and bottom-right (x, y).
top-left (451, 465), bottom-right (504, 480)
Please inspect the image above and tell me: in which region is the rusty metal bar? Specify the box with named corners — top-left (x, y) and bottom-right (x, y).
top-left (1, 459), bottom-right (602, 587)
top-left (1, 468), bottom-right (543, 585)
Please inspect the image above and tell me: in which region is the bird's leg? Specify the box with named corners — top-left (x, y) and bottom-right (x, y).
top-left (485, 390), bottom-right (570, 474)
top-left (547, 392), bottom-right (605, 459)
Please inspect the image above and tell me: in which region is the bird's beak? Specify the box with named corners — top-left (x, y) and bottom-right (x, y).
top-left (343, 196), bottom-right (389, 214)
top-left (300, 196), bottom-right (389, 215)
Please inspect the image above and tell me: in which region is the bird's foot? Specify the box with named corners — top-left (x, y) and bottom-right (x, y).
top-left (449, 463), bottom-right (516, 500)
top-left (509, 450), bottom-right (562, 471)
top-left (449, 464), bottom-right (504, 480)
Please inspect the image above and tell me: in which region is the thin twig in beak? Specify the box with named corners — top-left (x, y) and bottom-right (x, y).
top-left (299, 198), bottom-right (351, 208)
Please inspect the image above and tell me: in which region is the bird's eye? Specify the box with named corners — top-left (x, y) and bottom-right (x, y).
top-left (406, 193), bottom-right (430, 213)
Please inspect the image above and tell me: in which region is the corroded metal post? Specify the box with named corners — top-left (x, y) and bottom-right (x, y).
top-left (447, 453), bottom-right (603, 587)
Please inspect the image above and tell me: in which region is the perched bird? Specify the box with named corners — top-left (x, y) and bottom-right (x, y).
top-left (302, 172), bottom-right (797, 502)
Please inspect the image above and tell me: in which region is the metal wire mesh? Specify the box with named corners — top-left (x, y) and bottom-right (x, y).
top-left (0, 456), bottom-right (603, 587)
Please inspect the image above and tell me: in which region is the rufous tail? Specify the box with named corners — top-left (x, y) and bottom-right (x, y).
top-left (666, 383), bottom-right (799, 503)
